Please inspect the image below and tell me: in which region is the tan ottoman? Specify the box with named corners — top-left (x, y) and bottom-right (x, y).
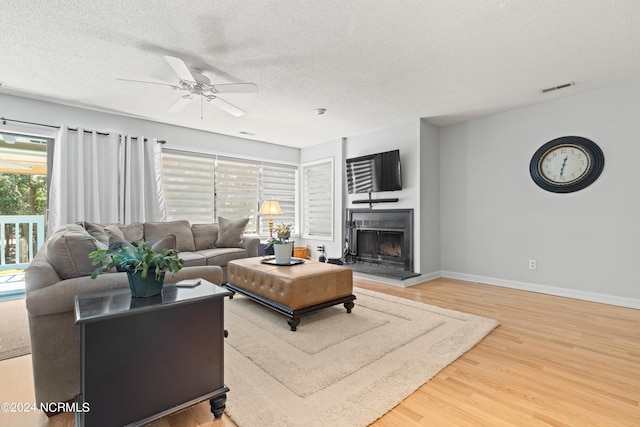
top-left (226, 257), bottom-right (355, 331)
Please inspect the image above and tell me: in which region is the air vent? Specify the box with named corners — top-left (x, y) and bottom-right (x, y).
top-left (542, 82), bottom-right (574, 93)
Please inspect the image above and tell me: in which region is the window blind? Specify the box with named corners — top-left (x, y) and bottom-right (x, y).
top-left (260, 162), bottom-right (297, 234)
top-left (161, 151), bottom-right (215, 224)
top-left (162, 149), bottom-right (298, 234)
top-left (215, 156), bottom-right (261, 232)
top-left (302, 159), bottom-right (333, 239)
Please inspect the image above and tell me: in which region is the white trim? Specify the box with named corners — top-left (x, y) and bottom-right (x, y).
top-left (441, 271), bottom-right (640, 309)
top-left (162, 144), bottom-right (299, 168)
top-left (356, 269), bottom-right (640, 308)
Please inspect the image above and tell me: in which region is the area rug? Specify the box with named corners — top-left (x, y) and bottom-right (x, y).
top-left (0, 298), bottom-right (31, 361)
top-left (223, 288), bottom-right (499, 427)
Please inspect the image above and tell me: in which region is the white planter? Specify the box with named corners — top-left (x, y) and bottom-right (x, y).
top-left (274, 242), bottom-right (293, 264)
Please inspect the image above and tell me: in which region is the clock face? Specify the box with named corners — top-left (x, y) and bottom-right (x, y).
top-left (538, 144), bottom-right (590, 185)
top-left (530, 136), bottom-right (604, 193)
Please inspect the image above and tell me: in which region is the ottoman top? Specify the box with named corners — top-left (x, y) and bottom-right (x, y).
top-left (229, 257), bottom-right (351, 279)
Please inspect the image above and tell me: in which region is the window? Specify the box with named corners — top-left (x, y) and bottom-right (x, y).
top-left (302, 158), bottom-right (333, 239)
top-left (162, 149), bottom-right (298, 234)
top-left (161, 151), bottom-right (215, 224)
top-left (215, 156), bottom-right (260, 232)
top-left (260, 162), bottom-right (297, 234)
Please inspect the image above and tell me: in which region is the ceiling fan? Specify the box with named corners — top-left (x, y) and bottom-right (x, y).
top-left (119, 56), bottom-right (258, 117)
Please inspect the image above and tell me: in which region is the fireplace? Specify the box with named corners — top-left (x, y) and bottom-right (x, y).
top-left (345, 209), bottom-right (418, 280)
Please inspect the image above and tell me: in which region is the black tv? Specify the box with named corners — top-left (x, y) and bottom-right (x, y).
top-left (346, 149), bottom-right (402, 194)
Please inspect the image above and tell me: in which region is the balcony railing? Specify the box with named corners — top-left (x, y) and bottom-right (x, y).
top-left (0, 215), bottom-right (45, 271)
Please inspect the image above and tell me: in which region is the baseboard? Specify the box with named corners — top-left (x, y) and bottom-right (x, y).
top-left (441, 271), bottom-right (640, 310)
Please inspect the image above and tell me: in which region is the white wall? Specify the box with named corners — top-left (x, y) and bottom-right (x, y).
top-left (440, 81), bottom-right (640, 308)
top-left (419, 119), bottom-right (440, 276)
top-left (300, 121), bottom-right (429, 277)
top-left (0, 94), bottom-right (299, 163)
top-left (345, 120), bottom-right (425, 279)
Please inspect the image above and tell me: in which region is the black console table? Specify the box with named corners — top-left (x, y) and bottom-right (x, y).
top-left (74, 280), bottom-right (231, 427)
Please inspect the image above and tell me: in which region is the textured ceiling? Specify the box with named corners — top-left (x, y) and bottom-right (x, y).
top-left (1, 1), bottom-right (640, 148)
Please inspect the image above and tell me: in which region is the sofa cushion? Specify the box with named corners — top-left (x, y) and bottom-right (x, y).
top-left (198, 247), bottom-right (249, 268)
top-left (177, 251), bottom-right (206, 267)
top-left (192, 223), bottom-right (219, 250)
top-left (216, 217), bottom-right (249, 248)
top-left (151, 234), bottom-right (177, 252)
top-left (46, 225), bottom-right (107, 280)
top-left (144, 220), bottom-right (196, 252)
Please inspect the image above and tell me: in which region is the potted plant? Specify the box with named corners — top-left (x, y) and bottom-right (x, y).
top-left (89, 243), bottom-right (184, 297)
top-left (265, 223), bottom-right (293, 264)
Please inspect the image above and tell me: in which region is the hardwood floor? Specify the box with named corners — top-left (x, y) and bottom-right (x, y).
top-left (1, 277), bottom-right (638, 426)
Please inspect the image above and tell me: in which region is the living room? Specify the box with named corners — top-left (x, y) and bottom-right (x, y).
top-left (1, 2), bottom-right (640, 426)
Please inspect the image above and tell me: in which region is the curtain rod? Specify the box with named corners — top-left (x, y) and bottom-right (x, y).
top-left (1, 117), bottom-right (166, 143)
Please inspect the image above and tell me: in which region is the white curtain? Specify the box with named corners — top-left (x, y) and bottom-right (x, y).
top-left (48, 128), bottom-right (166, 236)
top-left (121, 136), bottom-right (166, 224)
top-left (48, 127), bottom-right (120, 235)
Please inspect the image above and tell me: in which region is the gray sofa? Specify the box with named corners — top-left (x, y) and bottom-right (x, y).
top-left (24, 219), bottom-right (258, 410)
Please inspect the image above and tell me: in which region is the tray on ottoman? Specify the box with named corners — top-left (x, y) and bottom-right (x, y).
top-left (226, 257), bottom-right (355, 331)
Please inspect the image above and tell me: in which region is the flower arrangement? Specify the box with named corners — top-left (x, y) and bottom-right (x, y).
top-left (89, 242), bottom-right (184, 280)
top-left (265, 223), bottom-right (292, 250)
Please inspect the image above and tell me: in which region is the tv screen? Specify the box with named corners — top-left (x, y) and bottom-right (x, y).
top-left (346, 149), bottom-right (402, 194)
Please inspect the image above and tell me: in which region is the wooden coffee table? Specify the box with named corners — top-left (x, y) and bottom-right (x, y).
top-left (226, 257), bottom-right (355, 331)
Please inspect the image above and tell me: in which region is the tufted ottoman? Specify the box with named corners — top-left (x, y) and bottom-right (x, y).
top-left (226, 257), bottom-right (355, 331)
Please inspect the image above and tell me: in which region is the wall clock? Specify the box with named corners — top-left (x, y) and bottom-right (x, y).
top-left (529, 136), bottom-right (604, 193)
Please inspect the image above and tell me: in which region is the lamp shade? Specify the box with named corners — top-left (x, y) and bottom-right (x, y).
top-left (259, 200), bottom-right (283, 216)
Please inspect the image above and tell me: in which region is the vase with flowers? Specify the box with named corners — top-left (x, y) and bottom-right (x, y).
top-left (265, 223), bottom-right (293, 264)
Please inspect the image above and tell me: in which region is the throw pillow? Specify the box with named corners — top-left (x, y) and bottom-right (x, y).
top-left (144, 220), bottom-right (196, 252)
top-left (47, 225), bottom-right (106, 280)
top-left (108, 233), bottom-right (132, 251)
top-left (118, 223), bottom-right (144, 244)
top-left (191, 223), bottom-right (219, 250)
top-left (77, 221), bottom-right (109, 246)
top-left (104, 224), bottom-right (126, 240)
top-left (150, 234), bottom-right (177, 253)
top-left (216, 217), bottom-right (249, 248)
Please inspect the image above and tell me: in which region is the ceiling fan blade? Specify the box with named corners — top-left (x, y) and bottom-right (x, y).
top-left (163, 56), bottom-right (195, 82)
top-left (116, 78), bottom-right (180, 89)
top-left (168, 95), bottom-right (193, 113)
top-left (210, 83), bottom-right (259, 94)
top-left (207, 96), bottom-right (245, 117)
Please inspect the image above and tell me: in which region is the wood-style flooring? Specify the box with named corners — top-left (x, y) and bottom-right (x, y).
top-left (1, 276), bottom-right (638, 426)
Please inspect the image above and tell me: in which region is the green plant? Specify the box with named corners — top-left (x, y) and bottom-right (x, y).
top-left (274, 223), bottom-right (292, 236)
top-left (265, 223), bottom-right (292, 250)
top-left (89, 243), bottom-right (184, 280)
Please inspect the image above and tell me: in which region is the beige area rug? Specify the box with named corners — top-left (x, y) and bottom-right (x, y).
top-left (223, 288), bottom-right (499, 427)
top-left (0, 298), bottom-right (31, 361)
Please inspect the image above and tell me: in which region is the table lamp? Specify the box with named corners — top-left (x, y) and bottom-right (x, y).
top-left (259, 200), bottom-right (283, 237)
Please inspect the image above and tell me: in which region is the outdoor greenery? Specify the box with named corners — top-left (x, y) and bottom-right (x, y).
top-left (0, 173), bottom-right (46, 215)
top-left (1, 173), bottom-right (47, 264)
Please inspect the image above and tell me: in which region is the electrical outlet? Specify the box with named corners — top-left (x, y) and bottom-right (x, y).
top-left (529, 259), bottom-right (537, 270)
